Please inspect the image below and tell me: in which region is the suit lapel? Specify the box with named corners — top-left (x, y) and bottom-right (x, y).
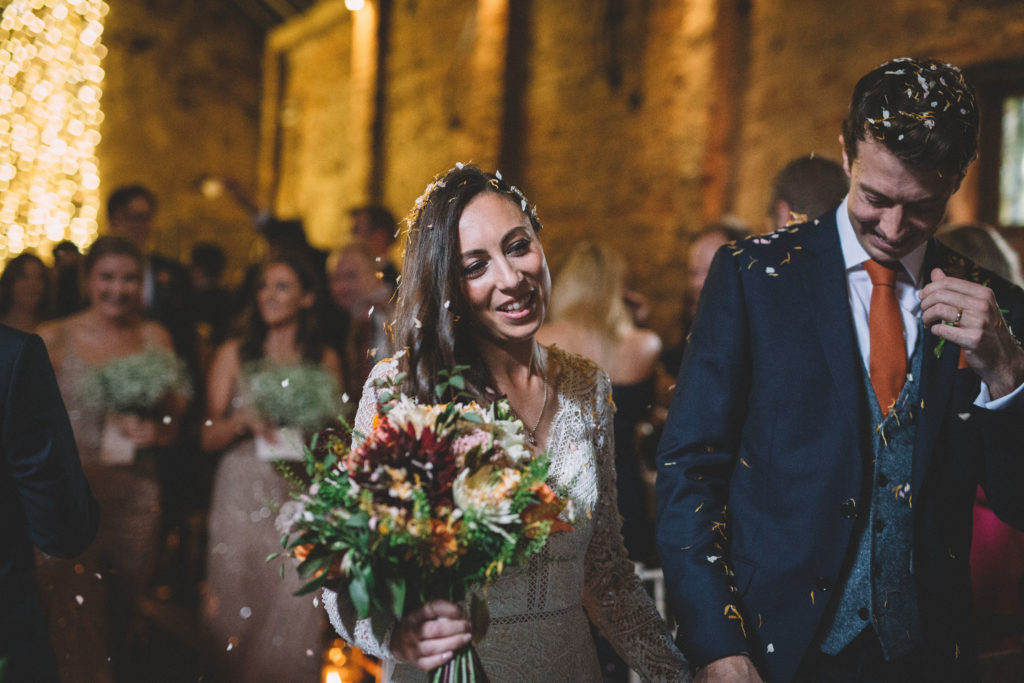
top-left (798, 214), bottom-right (864, 439)
top-left (913, 240), bottom-right (960, 496)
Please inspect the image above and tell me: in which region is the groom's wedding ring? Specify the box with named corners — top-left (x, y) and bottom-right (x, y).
top-left (953, 309), bottom-right (964, 326)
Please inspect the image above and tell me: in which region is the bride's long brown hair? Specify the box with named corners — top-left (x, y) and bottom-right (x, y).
top-left (390, 164), bottom-right (543, 404)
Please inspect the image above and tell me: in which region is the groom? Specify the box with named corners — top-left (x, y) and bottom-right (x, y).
top-left (657, 58), bottom-right (1024, 681)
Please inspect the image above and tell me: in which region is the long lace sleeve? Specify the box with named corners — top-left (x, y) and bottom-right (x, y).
top-left (323, 359), bottom-right (399, 662)
top-left (581, 370), bottom-right (692, 682)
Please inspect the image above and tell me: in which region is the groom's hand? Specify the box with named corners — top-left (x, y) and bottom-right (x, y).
top-left (390, 599), bottom-right (473, 670)
top-left (922, 268), bottom-right (1024, 398)
top-left (695, 654), bottom-right (763, 683)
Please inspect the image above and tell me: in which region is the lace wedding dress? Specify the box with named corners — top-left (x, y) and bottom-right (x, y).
top-left (323, 347), bottom-right (690, 682)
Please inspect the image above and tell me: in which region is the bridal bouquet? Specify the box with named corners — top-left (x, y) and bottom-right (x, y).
top-left (242, 362), bottom-right (341, 460)
top-left (274, 369), bottom-right (573, 682)
top-left (76, 348), bottom-right (191, 464)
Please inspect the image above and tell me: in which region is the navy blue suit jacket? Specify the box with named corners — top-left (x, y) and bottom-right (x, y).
top-left (655, 211), bottom-right (1024, 681)
top-left (0, 325), bottom-right (98, 681)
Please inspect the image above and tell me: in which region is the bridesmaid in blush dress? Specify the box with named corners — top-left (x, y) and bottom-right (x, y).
top-left (200, 252), bottom-right (342, 682)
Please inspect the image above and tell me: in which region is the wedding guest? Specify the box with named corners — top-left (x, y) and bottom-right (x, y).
top-left (0, 252), bottom-right (51, 333)
top-left (768, 154), bottom-right (849, 229)
top-left (0, 324), bottom-right (99, 682)
top-left (37, 235), bottom-right (187, 682)
top-left (323, 163), bottom-right (690, 682)
top-left (661, 220), bottom-right (749, 379)
top-left (325, 243), bottom-right (393, 401)
top-left (200, 252), bottom-right (342, 683)
top-left (106, 185), bottom-right (197, 369)
top-left (188, 241), bottom-right (233, 367)
top-left (52, 240), bottom-right (84, 317)
top-left (657, 58), bottom-right (1024, 682)
top-left (349, 204), bottom-right (400, 292)
top-left (538, 241), bottom-right (661, 564)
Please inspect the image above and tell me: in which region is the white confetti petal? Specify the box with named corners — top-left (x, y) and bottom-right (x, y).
top-left (281, 378), bottom-right (290, 388)
top-left (706, 555), bottom-right (721, 563)
top-left (75, 595), bottom-right (84, 605)
top-left (204, 419), bottom-right (213, 427)
top-left (162, 415), bottom-right (172, 424)
top-left (341, 393), bottom-right (350, 404)
top-left (240, 606), bottom-right (252, 619)
top-left (766, 643), bottom-right (775, 653)
top-left (765, 267), bottom-right (776, 274)
top-left (368, 306), bottom-right (375, 318)
top-left (957, 412), bottom-right (971, 421)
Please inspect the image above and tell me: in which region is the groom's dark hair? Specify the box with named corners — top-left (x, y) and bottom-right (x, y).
top-left (843, 57), bottom-right (979, 179)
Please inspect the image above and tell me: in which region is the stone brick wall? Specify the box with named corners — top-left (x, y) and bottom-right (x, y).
top-left (265, 0), bottom-right (1024, 341)
top-left (98, 0), bottom-right (264, 282)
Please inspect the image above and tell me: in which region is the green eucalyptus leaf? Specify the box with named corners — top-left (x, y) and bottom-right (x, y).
top-left (349, 574), bottom-right (370, 618)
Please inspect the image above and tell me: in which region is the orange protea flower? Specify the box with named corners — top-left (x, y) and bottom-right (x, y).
top-left (292, 543), bottom-right (314, 562)
top-left (529, 482), bottom-right (559, 504)
top-left (292, 544), bottom-right (343, 579)
top-left (428, 518), bottom-right (462, 568)
top-left (522, 485), bottom-right (573, 538)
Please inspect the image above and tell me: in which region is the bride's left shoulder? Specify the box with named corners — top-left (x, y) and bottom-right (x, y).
top-left (543, 345), bottom-right (610, 393)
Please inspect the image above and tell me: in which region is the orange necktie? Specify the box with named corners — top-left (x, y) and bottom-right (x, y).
top-left (863, 260), bottom-right (906, 415)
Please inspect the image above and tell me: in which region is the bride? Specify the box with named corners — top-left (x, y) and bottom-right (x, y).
top-left (323, 164), bottom-right (690, 682)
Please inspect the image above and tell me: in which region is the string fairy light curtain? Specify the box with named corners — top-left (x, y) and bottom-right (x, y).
top-left (0, 0), bottom-right (107, 263)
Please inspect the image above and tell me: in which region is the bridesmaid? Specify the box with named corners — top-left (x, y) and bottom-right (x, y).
top-left (200, 251), bottom-right (342, 682)
top-left (37, 236), bottom-right (187, 682)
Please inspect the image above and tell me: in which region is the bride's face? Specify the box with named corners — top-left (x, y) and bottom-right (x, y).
top-left (457, 192), bottom-right (550, 346)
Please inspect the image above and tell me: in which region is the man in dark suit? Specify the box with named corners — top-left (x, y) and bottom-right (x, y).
top-left (106, 185), bottom-right (197, 366)
top-left (656, 58), bottom-right (1024, 682)
top-left (0, 324), bottom-right (99, 681)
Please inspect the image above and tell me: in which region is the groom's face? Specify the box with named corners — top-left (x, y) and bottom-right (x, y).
top-left (843, 136), bottom-right (960, 265)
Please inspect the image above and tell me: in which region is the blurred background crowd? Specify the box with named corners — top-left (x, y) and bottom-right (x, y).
top-left (5, 159), bottom-right (1024, 682)
top-left (5, 0), bottom-right (1024, 681)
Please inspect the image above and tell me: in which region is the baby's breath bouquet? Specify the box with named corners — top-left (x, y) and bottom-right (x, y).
top-left (243, 362), bottom-right (341, 461)
top-left (77, 348), bottom-right (191, 415)
top-left (76, 348), bottom-right (192, 464)
top-left (273, 367), bottom-right (573, 683)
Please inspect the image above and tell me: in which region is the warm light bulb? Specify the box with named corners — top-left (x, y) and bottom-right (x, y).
top-left (0, 0), bottom-right (106, 261)
top-left (344, 0), bottom-right (365, 11)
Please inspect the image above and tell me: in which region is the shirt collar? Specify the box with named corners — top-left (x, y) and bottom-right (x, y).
top-left (835, 197), bottom-right (928, 287)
